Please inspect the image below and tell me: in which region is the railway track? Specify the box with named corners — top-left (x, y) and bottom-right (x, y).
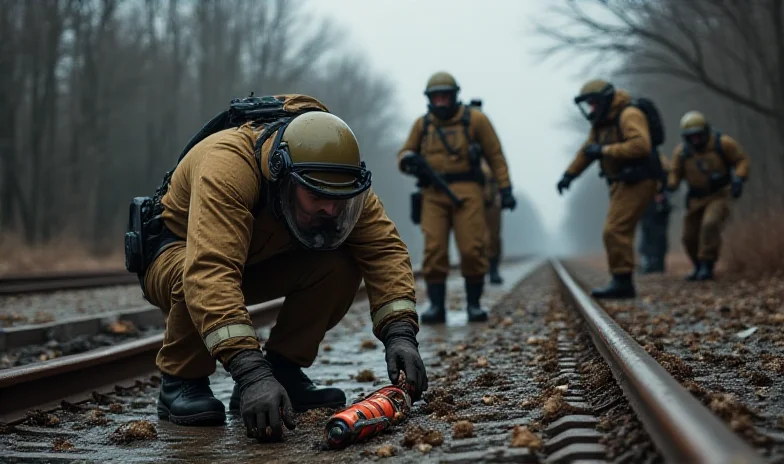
top-left (0, 259), bottom-right (771, 463)
top-left (0, 269), bottom-right (138, 295)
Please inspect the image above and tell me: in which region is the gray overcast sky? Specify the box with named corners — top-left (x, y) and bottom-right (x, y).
top-left (309, 0), bottom-right (592, 232)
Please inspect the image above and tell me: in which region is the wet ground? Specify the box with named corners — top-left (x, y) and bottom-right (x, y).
top-left (1, 260), bottom-right (554, 463)
top-left (0, 285), bottom-right (147, 328)
top-left (565, 260), bottom-right (784, 462)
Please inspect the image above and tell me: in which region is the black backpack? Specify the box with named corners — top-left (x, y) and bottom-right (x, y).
top-left (125, 94), bottom-right (323, 275)
top-left (598, 97), bottom-right (666, 184)
top-left (619, 97), bottom-right (665, 148)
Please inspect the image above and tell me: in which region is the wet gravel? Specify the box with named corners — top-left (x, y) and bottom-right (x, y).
top-left (0, 261), bottom-right (555, 463)
top-left (566, 260), bottom-right (784, 462)
top-left (0, 285), bottom-right (147, 328)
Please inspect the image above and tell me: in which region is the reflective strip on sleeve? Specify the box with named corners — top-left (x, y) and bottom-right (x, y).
top-left (204, 324), bottom-right (258, 353)
top-left (371, 299), bottom-right (417, 328)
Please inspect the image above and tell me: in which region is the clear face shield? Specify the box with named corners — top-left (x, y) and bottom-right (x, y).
top-left (279, 176), bottom-right (369, 251)
top-left (577, 99), bottom-right (597, 121)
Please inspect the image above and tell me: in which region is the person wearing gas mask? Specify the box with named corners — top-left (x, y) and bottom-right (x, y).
top-left (637, 150), bottom-right (673, 274)
top-left (142, 95), bottom-right (426, 442)
top-left (397, 72), bottom-right (516, 324)
top-left (668, 110), bottom-right (750, 281)
top-left (556, 79), bottom-right (660, 299)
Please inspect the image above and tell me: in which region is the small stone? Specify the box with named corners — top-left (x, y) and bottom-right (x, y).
top-left (323, 344), bottom-right (333, 352)
top-left (482, 396), bottom-right (496, 405)
top-left (417, 443), bottom-right (433, 453)
top-left (476, 357), bottom-right (489, 367)
top-left (375, 445), bottom-right (396, 457)
top-left (109, 420), bottom-right (157, 443)
top-left (108, 403), bottom-right (124, 414)
top-left (52, 437), bottom-right (74, 452)
top-left (502, 317), bottom-right (513, 327)
top-left (361, 340), bottom-right (378, 350)
top-left (510, 425), bottom-right (541, 450)
top-left (453, 420), bottom-right (474, 438)
top-left (356, 369), bottom-right (376, 382)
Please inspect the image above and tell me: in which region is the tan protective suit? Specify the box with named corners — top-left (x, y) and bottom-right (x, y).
top-left (668, 133), bottom-right (750, 262)
top-left (481, 160), bottom-right (502, 261)
top-left (397, 105), bottom-right (511, 283)
top-left (144, 95), bottom-right (417, 379)
top-left (565, 90), bottom-right (658, 274)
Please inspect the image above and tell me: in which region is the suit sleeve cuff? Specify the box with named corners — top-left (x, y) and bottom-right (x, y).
top-left (371, 299), bottom-right (418, 338)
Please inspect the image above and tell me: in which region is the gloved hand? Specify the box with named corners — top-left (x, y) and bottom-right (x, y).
top-left (730, 175), bottom-right (743, 199)
top-left (381, 321), bottom-right (427, 401)
top-left (499, 187), bottom-right (516, 210)
top-left (226, 349), bottom-right (296, 442)
top-left (400, 152), bottom-right (426, 175)
top-left (583, 143), bottom-right (604, 161)
top-left (556, 173), bottom-right (577, 195)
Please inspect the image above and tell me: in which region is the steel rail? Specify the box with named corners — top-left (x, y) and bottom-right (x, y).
top-left (0, 269), bottom-right (138, 295)
top-left (551, 259), bottom-right (764, 464)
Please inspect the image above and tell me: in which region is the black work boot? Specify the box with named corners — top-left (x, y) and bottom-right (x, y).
top-left (642, 256), bottom-right (665, 274)
top-left (157, 373), bottom-right (226, 426)
top-left (488, 258), bottom-right (504, 285)
top-left (695, 260), bottom-right (715, 281)
top-left (230, 351), bottom-right (345, 413)
top-left (420, 283), bottom-right (446, 324)
top-left (465, 281), bottom-right (489, 322)
top-left (590, 273), bottom-right (636, 299)
top-left (685, 260), bottom-right (700, 281)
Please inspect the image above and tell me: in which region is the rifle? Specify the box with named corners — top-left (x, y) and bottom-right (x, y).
top-left (415, 159), bottom-right (464, 207)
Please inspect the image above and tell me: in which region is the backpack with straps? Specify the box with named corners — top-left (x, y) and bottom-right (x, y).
top-left (599, 98), bottom-right (666, 184)
top-left (124, 94), bottom-right (324, 276)
top-left (417, 105), bottom-right (484, 184)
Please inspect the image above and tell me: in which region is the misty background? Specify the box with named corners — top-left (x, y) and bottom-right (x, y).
top-left (1, 0), bottom-right (781, 275)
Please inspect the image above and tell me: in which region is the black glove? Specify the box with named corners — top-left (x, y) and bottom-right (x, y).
top-left (499, 187), bottom-right (516, 210)
top-left (583, 143), bottom-right (604, 161)
top-left (226, 350), bottom-right (296, 442)
top-left (400, 152), bottom-right (426, 175)
top-left (556, 173), bottom-right (576, 195)
top-left (731, 175), bottom-right (743, 199)
top-left (381, 321), bottom-right (427, 402)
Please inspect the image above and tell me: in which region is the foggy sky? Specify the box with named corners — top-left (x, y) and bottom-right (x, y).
top-left (308, 0), bottom-right (592, 233)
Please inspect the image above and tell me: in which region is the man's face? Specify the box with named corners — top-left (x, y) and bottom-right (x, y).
top-left (429, 91), bottom-right (451, 107)
top-left (293, 184), bottom-right (342, 229)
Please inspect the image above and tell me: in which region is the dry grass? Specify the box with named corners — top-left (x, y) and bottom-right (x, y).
top-left (722, 209), bottom-right (784, 277)
top-left (0, 233), bottom-right (124, 277)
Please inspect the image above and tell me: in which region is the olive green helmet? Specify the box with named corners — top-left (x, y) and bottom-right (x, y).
top-left (574, 79), bottom-right (615, 125)
top-left (267, 111), bottom-right (371, 250)
top-left (424, 71), bottom-right (461, 120)
top-left (680, 110), bottom-right (711, 151)
top-left (424, 71), bottom-right (460, 95)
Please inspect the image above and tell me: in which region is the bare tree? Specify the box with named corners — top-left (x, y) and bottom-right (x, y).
top-left (535, 0), bottom-right (784, 138)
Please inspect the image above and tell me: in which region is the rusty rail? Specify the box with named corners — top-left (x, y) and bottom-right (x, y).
top-left (0, 269), bottom-right (138, 295)
top-left (551, 259), bottom-right (764, 464)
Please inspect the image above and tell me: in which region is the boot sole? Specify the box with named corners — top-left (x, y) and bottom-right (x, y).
top-left (157, 404), bottom-right (226, 426)
top-left (591, 293), bottom-right (636, 300)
